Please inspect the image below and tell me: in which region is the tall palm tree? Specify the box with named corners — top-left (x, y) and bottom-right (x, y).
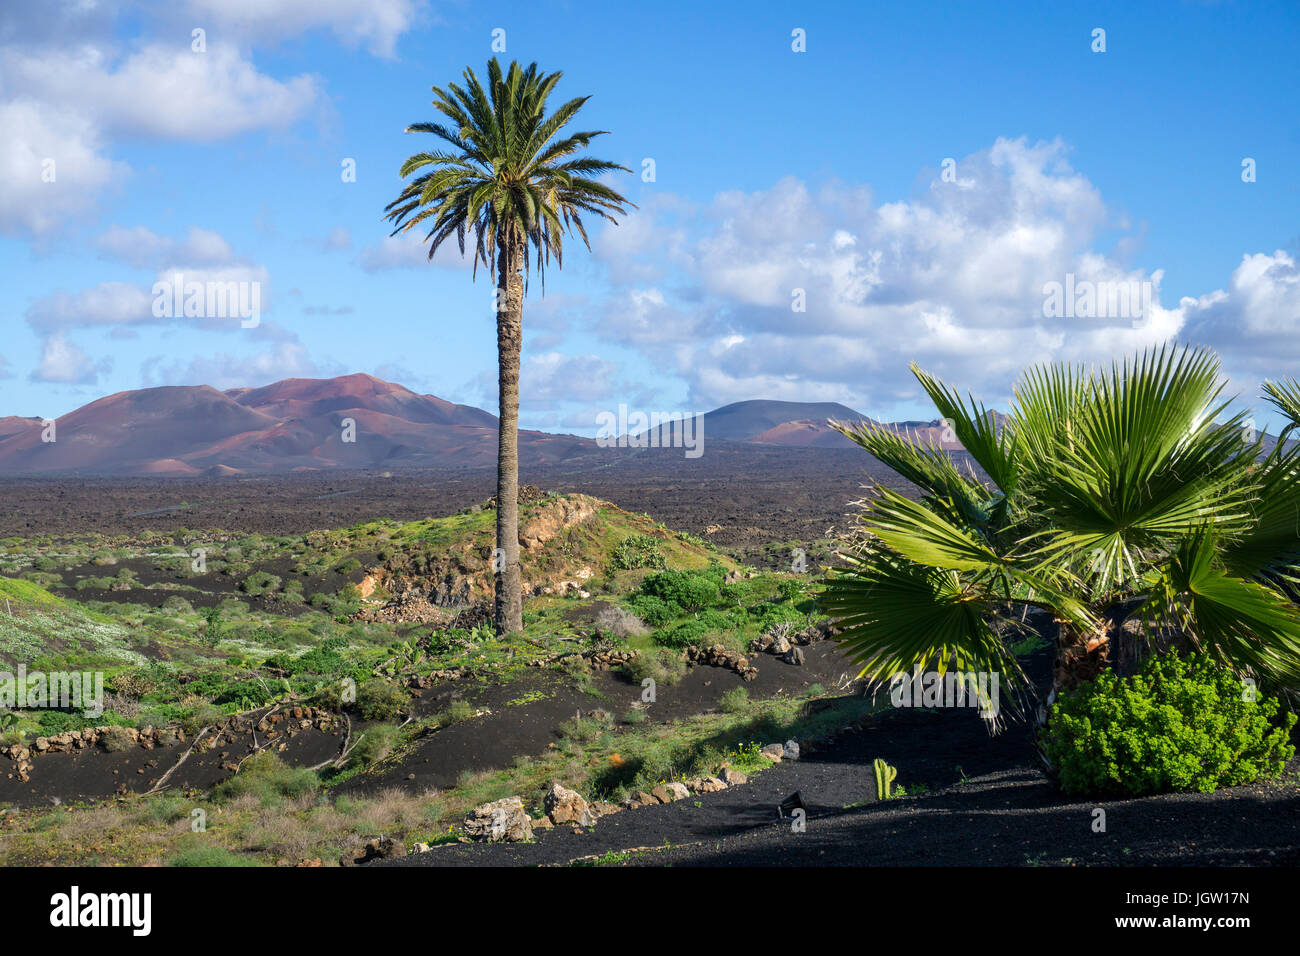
top-left (385, 58), bottom-right (633, 634)
top-left (822, 345), bottom-right (1300, 735)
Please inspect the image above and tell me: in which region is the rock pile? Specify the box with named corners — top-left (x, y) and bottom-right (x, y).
top-left (1, 706), bottom-right (338, 783)
top-left (458, 767), bottom-right (755, 845)
top-left (749, 619), bottom-right (838, 665)
top-left (684, 643), bottom-right (758, 680)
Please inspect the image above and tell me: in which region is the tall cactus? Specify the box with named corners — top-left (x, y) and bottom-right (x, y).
top-left (873, 758), bottom-right (898, 800)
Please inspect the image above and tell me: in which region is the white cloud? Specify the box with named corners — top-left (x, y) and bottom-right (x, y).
top-left (356, 232), bottom-right (478, 272)
top-left (1182, 251), bottom-right (1300, 363)
top-left (95, 225), bottom-right (235, 269)
top-left (0, 0), bottom-right (344, 235)
top-left (3, 43), bottom-right (320, 143)
top-left (26, 263), bottom-right (273, 335)
top-left (521, 352), bottom-right (623, 405)
top-left (30, 332), bottom-right (111, 384)
top-left (0, 100), bottom-right (126, 235)
top-left (183, 0), bottom-right (423, 59)
top-left (589, 137), bottom-right (1220, 414)
top-left (141, 342), bottom-right (326, 390)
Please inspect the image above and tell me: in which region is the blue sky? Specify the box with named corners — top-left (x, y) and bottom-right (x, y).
top-left (2, 0), bottom-right (1298, 434)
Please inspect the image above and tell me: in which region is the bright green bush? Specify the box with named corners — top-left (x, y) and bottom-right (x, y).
top-left (1041, 652), bottom-right (1296, 796)
top-left (628, 594), bottom-right (678, 627)
top-left (640, 568), bottom-right (720, 612)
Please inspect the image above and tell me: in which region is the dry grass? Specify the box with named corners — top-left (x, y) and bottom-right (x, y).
top-left (0, 685), bottom-right (874, 866)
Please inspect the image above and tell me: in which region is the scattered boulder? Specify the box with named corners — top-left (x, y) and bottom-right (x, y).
top-left (650, 781), bottom-right (690, 803)
top-left (761, 743), bottom-right (785, 762)
top-left (544, 782), bottom-right (590, 825)
top-left (463, 796), bottom-right (534, 843)
top-left (622, 790), bottom-right (659, 809)
top-left (782, 739), bottom-right (801, 761)
top-left (690, 776), bottom-right (728, 793)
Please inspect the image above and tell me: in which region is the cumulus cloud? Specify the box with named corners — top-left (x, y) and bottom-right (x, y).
top-left (183, 0), bottom-right (424, 59)
top-left (589, 137), bottom-right (1198, 414)
top-left (30, 332), bottom-right (112, 384)
top-left (0, 0), bottom-right (400, 235)
top-left (1182, 250), bottom-right (1300, 371)
top-left (25, 282), bottom-right (156, 334)
top-left (26, 262), bottom-right (273, 335)
top-left (0, 101), bottom-right (126, 235)
top-left (95, 225), bottom-right (235, 269)
top-left (141, 342), bottom-right (327, 390)
top-left (521, 352), bottom-right (624, 405)
top-left (3, 43), bottom-right (320, 143)
top-left (24, 238), bottom-right (278, 379)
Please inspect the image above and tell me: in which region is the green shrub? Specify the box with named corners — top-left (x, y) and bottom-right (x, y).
top-left (750, 601), bottom-right (807, 630)
top-left (211, 751), bottom-right (319, 804)
top-left (640, 568), bottom-right (720, 612)
top-left (628, 594), bottom-right (678, 627)
top-left (99, 724), bottom-right (137, 752)
top-left (776, 578), bottom-right (806, 602)
top-left (239, 571), bottom-right (282, 595)
top-left (349, 722), bottom-right (400, 769)
top-left (286, 643), bottom-right (349, 677)
top-left (179, 702), bottom-right (224, 736)
top-left (1042, 652), bottom-right (1297, 796)
top-left (718, 686), bottom-right (750, 714)
top-left (20, 571), bottom-right (62, 587)
top-left (437, 699), bottom-right (476, 725)
top-left (611, 535), bottom-right (667, 571)
top-left (355, 679), bottom-right (410, 721)
top-left (719, 579), bottom-right (755, 604)
top-left (654, 608), bottom-right (745, 649)
top-left (621, 648), bottom-right (687, 687)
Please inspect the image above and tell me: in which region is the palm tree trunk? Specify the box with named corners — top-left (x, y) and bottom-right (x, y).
top-left (1036, 623), bottom-right (1109, 768)
top-left (493, 234), bottom-right (525, 635)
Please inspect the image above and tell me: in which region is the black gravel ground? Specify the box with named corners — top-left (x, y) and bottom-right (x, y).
top-left (385, 684), bottom-right (1300, 868)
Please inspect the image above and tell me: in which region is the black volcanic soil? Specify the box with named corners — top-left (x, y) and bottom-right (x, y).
top-left (384, 669), bottom-right (1300, 868)
top-left (0, 442), bottom-right (922, 562)
top-left (338, 641), bottom-right (854, 799)
top-left (0, 645), bottom-right (852, 811)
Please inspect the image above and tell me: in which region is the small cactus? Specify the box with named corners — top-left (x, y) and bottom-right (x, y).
top-left (873, 758), bottom-right (898, 800)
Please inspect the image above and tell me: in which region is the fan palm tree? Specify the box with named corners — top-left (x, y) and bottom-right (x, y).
top-left (385, 58), bottom-right (633, 634)
top-left (822, 345), bottom-right (1300, 735)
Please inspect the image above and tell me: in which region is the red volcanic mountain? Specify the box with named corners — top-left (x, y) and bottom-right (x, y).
top-left (686, 400), bottom-right (968, 450)
top-left (0, 374), bottom-right (593, 475)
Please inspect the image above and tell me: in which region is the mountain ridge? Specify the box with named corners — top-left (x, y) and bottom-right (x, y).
top-left (0, 374), bottom-right (979, 475)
